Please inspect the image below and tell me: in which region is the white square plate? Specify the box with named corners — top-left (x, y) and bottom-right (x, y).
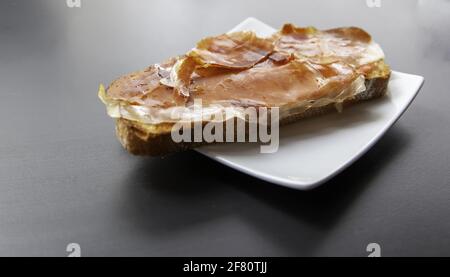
top-left (196, 18), bottom-right (424, 190)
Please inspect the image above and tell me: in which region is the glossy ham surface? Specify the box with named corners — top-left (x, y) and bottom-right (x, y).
top-left (101, 24), bottom-right (386, 124)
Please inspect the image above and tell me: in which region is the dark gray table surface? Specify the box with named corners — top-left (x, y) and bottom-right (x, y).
top-left (1, 0), bottom-right (449, 257)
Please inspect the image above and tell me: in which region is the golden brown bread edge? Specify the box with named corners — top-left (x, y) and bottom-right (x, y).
top-left (115, 63), bottom-right (391, 156)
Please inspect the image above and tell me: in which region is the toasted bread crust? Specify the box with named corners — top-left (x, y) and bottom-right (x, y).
top-left (115, 72), bottom-right (390, 156)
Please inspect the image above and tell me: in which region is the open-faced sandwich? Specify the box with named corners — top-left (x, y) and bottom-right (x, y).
top-left (99, 23), bottom-right (391, 155)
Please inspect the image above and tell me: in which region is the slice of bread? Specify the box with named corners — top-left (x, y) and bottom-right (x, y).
top-left (101, 24), bottom-right (391, 156)
top-left (115, 61), bottom-right (390, 156)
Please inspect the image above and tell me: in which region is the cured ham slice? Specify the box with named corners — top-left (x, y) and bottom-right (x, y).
top-left (100, 23), bottom-right (387, 125)
top-left (190, 31), bottom-right (274, 69)
top-left (190, 59), bottom-right (361, 107)
top-left (169, 31), bottom-right (274, 97)
top-left (274, 24), bottom-right (383, 67)
top-left (106, 57), bottom-right (186, 108)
